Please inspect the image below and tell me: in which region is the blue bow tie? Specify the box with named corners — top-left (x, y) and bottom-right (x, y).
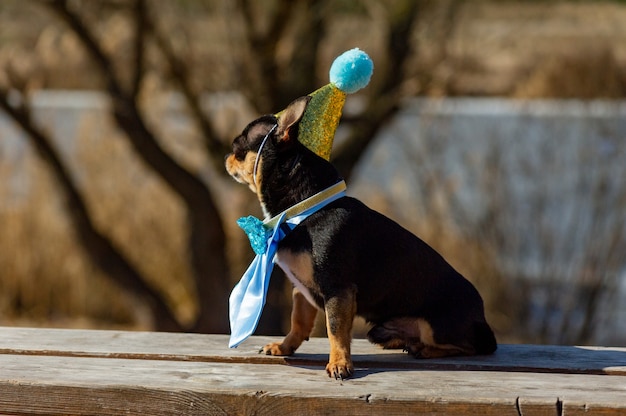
top-left (236, 216), bottom-right (274, 255)
top-left (229, 182), bottom-right (347, 348)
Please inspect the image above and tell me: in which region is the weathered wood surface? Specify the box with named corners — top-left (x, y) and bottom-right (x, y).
top-left (1, 327), bottom-right (625, 415)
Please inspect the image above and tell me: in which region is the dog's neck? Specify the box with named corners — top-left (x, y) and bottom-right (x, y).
top-left (259, 148), bottom-right (342, 218)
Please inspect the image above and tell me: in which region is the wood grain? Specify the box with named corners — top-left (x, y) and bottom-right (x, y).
top-left (1, 327), bottom-right (625, 375)
top-left (1, 327), bottom-right (625, 415)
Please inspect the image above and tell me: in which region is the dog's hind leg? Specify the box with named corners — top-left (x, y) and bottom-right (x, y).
top-left (367, 317), bottom-right (423, 351)
top-left (367, 317), bottom-right (475, 358)
top-left (261, 288), bottom-right (318, 356)
top-left (412, 318), bottom-right (476, 358)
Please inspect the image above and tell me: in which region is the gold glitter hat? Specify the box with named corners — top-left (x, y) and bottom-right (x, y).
top-left (276, 48), bottom-right (374, 160)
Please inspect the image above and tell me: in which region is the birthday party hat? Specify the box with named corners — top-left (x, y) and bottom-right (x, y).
top-left (277, 48), bottom-right (374, 160)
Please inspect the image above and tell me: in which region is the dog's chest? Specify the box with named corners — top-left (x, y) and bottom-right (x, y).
top-left (275, 250), bottom-right (321, 309)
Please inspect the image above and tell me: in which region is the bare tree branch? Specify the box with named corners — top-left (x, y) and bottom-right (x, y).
top-left (237, 0), bottom-right (299, 112)
top-left (130, 0), bottom-right (147, 99)
top-left (333, 0), bottom-right (421, 180)
top-left (43, 0), bottom-right (121, 93)
top-left (40, 0), bottom-right (231, 332)
top-left (275, 0), bottom-right (327, 108)
top-left (0, 87), bottom-right (182, 331)
top-left (145, 9), bottom-right (230, 169)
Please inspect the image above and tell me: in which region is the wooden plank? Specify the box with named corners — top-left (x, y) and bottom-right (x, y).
top-left (1, 327), bottom-right (625, 375)
top-left (1, 354), bottom-right (626, 415)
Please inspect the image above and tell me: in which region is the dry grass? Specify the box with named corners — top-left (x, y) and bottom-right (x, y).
top-left (0, 153), bottom-right (143, 328)
top-left (0, 99), bottom-right (198, 329)
top-left (0, 90), bottom-right (264, 330)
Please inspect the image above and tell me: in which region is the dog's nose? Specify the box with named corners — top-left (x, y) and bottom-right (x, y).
top-left (224, 153), bottom-right (231, 161)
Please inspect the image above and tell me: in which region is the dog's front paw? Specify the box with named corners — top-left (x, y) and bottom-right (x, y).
top-left (325, 358), bottom-right (354, 380)
top-left (260, 342), bottom-right (295, 356)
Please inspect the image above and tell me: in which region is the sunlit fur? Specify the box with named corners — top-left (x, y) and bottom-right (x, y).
top-left (225, 115), bottom-right (278, 216)
top-left (225, 151), bottom-right (260, 193)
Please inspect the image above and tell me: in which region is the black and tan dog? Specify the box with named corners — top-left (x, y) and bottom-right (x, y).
top-left (225, 97), bottom-right (497, 379)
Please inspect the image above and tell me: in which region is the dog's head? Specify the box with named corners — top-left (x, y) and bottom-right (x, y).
top-left (225, 96), bottom-right (310, 194)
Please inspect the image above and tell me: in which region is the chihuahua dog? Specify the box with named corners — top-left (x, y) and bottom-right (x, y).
top-left (225, 97), bottom-right (497, 379)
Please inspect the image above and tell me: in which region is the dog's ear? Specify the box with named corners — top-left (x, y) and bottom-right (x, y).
top-left (276, 96), bottom-right (311, 143)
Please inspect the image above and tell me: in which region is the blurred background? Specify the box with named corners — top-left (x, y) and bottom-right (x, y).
top-left (0, 0), bottom-right (625, 346)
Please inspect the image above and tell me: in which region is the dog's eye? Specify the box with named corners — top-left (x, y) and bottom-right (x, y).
top-left (234, 149), bottom-right (247, 161)
top-left (233, 143), bottom-right (250, 161)
top-left (232, 137), bottom-right (248, 161)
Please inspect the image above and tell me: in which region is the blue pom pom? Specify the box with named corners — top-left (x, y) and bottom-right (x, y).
top-left (329, 48), bottom-right (374, 94)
